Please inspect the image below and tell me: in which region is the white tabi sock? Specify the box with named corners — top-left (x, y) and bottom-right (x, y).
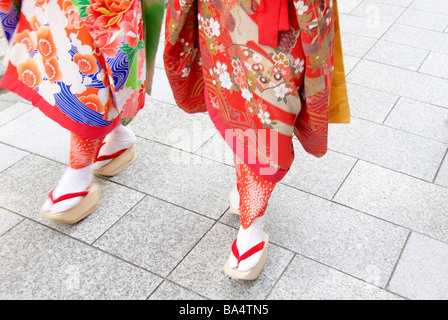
top-left (41, 166), bottom-right (94, 214)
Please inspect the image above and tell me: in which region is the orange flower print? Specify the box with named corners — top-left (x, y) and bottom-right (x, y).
top-left (73, 53), bottom-right (99, 75)
top-left (44, 57), bottom-right (63, 83)
top-left (79, 94), bottom-right (105, 113)
top-left (17, 58), bottom-right (42, 89)
top-left (14, 30), bottom-right (35, 53)
top-left (86, 0), bottom-right (135, 31)
top-left (36, 27), bottom-right (57, 59)
top-left (63, 1), bottom-right (83, 29)
top-left (35, 0), bottom-right (50, 8)
top-left (29, 16), bottom-right (42, 31)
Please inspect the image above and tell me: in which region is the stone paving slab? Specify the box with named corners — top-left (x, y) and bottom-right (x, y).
top-left (397, 9), bottom-right (448, 32)
top-left (263, 184), bottom-right (410, 288)
top-left (435, 156), bottom-right (448, 189)
top-left (281, 143), bottom-right (357, 200)
top-left (268, 255), bottom-right (402, 300)
top-left (0, 101), bottom-right (33, 127)
top-left (0, 109), bottom-right (70, 165)
top-left (340, 32), bottom-right (377, 58)
top-left (347, 60), bottom-right (448, 108)
top-left (388, 232), bottom-right (448, 300)
top-left (382, 24), bottom-right (448, 55)
top-left (334, 161), bottom-right (448, 243)
top-left (419, 52), bottom-right (448, 79)
top-left (339, 13), bottom-right (393, 39)
top-left (0, 220), bottom-right (162, 300)
top-left (0, 142), bottom-right (28, 172)
top-left (1, 0), bottom-right (448, 301)
top-left (328, 117), bottom-right (447, 181)
top-left (132, 98), bottom-right (217, 154)
top-left (93, 195), bottom-right (214, 277)
top-left (384, 98), bottom-right (448, 143)
top-left (351, 2), bottom-right (406, 22)
top-left (0, 154), bottom-right (147, 244)
top-left (168, 223), bottom-right (295, 300)
top-left (0, 208), bottom-right (23, 237)
top-left (109, 137), bottom-right (236, 220)
top-left (149, 280), bottom-right (206, 300)
top-left (410, 0), bottom-right (448, 13)
top-left (365, 40), bottom-right (429, 71)
top-left (346, 83), bottom-right (399, 123)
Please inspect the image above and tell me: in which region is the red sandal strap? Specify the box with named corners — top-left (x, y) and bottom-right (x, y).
top-left (231, 239), bottom-right (239, 261)
top-left (231, 239), bottom-right (266, 266)
top-left (238, 242), bottom-right (265, 265)
top-left (49, 189), bottom-right (89, 204)
top-left (94, 148), bottom-right (128, 163)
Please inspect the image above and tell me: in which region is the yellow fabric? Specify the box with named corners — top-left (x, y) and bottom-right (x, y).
top-left (329, 0), bottom-right (350, 124)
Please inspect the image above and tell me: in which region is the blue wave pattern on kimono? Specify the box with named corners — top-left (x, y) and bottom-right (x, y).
top-left (108, 50), bottom-right (130, 92)
top-left (54, 83), bottom-right (111, 127)
top-left (0, 5), bottom-right (19, 42)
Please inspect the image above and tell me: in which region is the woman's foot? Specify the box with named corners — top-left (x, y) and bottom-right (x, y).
top-left (224, 215), bottom-right (269, 280)
top-left (91, 124), bottom-right (136, 173)
top-left (228, 215), bottom-right (265, 272)
top-left (41, 166), bottom-right (94, 214)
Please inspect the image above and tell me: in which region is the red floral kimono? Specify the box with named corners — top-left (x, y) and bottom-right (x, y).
top-left (164, 0), bottom-right (350, 183)
top-left (0, 0), bottom-right (164, 139)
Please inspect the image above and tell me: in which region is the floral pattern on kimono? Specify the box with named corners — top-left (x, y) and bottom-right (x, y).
top-left (164, 0), bottom-right (349, 183)
top-left (0, 0), bottom-right (164, 139)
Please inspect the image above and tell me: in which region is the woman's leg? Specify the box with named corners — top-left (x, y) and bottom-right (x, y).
top-left (41, 133), bottom-right (103, 214)
top-left (228, 154), bottom-right (276, 272)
